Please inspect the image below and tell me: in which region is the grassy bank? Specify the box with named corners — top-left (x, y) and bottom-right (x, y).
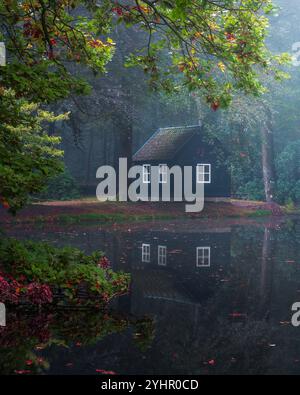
top-left (1, 199), bottom-right (299, 225)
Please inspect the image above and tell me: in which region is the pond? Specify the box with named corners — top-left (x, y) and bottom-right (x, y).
top-left (1, 217), bottom-right (300, 375)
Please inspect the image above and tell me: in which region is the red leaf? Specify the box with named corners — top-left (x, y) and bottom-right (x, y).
top-left (14, 370), bottom-right (31, 375)
top-left (49, 38), bottom-right (57, 46)
top-left (37, 357), bottom-right (44, 364)
top-left (229, 312), bottom-right (247, 318)
top-left (211, 101), bottom-right (220, 111)
top-left (96, 369), bottom-right (117, 375)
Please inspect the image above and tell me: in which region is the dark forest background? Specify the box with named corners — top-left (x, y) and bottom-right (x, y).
top-left (46, 0), bottom-right (300, 204)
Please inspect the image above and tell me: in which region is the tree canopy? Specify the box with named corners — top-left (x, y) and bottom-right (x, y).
top-left (0, 89), bottom-right (67, 213)
top-left (0, 0), bottom-right (289, 211)
top-left (0, 0), bottom-right (289, 106)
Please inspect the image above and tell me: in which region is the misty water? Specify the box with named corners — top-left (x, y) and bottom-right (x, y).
top-left (2, 217), bottom-right (300, 375)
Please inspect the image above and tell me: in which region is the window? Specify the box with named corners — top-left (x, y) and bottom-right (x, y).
top-left (0, 42), bottom-right (6, 66)
top-left (197, 164), bottom-right (211, 184)
top-left (196, 247), bottom-right (211, 267)
top-left (143, 164), bottom-right (151, 184)
top-left (142, 243), bottom-right (151, 262)
top-left (158, 245), bottom-right (167, 266)
top-left (158, 164), bottom-right (168, 184)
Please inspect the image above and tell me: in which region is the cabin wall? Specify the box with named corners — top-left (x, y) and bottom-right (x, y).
top-left (174, 134), bottom-right (231, 197)
top-left (133, 134), bottom-right (231, 199)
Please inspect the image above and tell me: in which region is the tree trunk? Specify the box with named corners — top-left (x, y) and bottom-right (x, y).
top-left (261, 113), bottom-right (276, 203)
top-left (116, 88), bottom-right (133, 168)
top-left (259, 227), bottom-right (275, 319)
top-left (119, 115), bottom-right (133, 168)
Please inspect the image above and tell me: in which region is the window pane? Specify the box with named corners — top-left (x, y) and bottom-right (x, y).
top-left (196, 247), bottom-right (210, 267)
top-left (159, 164), bottom-right (168, 184)
top-left (158, 245), bottom-right (167, 266)
top-left (142, 243), bottom-right (151, 262)
top-left (197, 164), bottom-right (211, 184)
top-left (143, 165), bottom-right (151, 183)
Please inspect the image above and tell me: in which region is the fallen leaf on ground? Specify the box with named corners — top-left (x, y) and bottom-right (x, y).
top-left (14, 370), bottom-right (31, 375)
top-left (229, 313), bottom-right (247, 318)
top-left (96, 369), bottom-right (116, 375)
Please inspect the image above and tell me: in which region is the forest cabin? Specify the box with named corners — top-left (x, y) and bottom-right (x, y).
top-left (132, 125), bottom-right (231, 199)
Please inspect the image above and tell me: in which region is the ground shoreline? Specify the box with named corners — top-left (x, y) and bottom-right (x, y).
top-left (0, 198), bottom-right (299, 225)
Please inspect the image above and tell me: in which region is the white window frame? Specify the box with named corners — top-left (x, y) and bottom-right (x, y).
top-left (197, 164), bottom-right (211, 184)
top-left (143, 164), bottom-right (151, 184)
top-left (158, 164), bottom-right (168, 184)
top-left (142, 243), bottom-right (151, 263)
top-left (158, 245), bottom-right (167, 266)
top-left (196, 247), bottom-right (211, 267)
top-left (0, 42), bottom-right (6, 67)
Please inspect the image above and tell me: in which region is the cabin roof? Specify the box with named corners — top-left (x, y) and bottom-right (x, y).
top-left (133, 125), bottom-right (201, 162)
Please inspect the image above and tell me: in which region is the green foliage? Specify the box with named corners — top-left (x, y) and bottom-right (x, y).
top-left (0, 1), bottom-right (287, 108)
top-left (133, 317), bottom-right (156, 352)
top-left (118, 0), bottom-right (289, 106)
top-left (276, 141), bottom-right (300, 203)
top-left (203, 87), bottom-right (300, 203)
top-left (0, 309), bottom-right (154, 374)
top-left (285, 198), bottom-right (296, 212)
top-left (0, 237), bottom-right (130, 305)
top-left (35, 168), bottom-right (80, 201)
top-left (0, 1), bottom-right (115, 212)
top-left (0, 89), bottom-right (67, 213)
top-left (0, 0), bottom-right (290, 211)
top-left (0, 62), bottom-right (91, 104)
top-left (236, 180), bottom-right (265, 201)
top-left (53, 212), bottom-right (174, 224)
top-left (247, 209), bottom-right (272, 217)
top-left (0, 1), bottom-right (115, 102)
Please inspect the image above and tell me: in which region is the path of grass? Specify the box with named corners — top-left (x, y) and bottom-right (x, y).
top-left (39, 212), bottom-right (175, 224)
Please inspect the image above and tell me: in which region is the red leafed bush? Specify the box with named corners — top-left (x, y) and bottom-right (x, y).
top-left (0, 274), bottom-right (53, 305)
top-left (97, 256), bottom-right (111, 270)
top-left (0, 238), bottom-right (130, 307)
top-left (0, 276), bottom-right (11, 299)
top-left (0, 276), bottom-right (18, 304)
top-left (26, 283), bottom-right (53, 305)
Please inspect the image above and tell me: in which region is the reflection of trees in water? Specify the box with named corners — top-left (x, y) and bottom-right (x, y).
top-left (137, 220), bottom-right (300, 374)
top-left (2, 219), bottom-right (300, 374)
top-left (0, 308), bottom-right (154, 375)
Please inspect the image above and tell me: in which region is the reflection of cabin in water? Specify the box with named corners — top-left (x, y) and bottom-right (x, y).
top-left (133, 125), bottom-right (231, 199)
top-left (134, 228), bottom-right (230, 271)
top-left (117, 227), bottom-right (232, 310)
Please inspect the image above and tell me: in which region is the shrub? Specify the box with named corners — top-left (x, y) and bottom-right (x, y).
top-left (0, 238), bottom-right (130, 306)
top-left (35, 168), bottom-right (80, 201)
top-left (236, 179), bottom-right (265, 201)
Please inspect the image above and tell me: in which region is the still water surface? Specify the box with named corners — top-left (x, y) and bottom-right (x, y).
top-left (1, 217), bottom-right (300, 375)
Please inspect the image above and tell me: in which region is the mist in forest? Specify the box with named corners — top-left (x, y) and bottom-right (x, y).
top-left (42, 0), bottom-right (297, 205)
top-left (2, 0), bottom-right (300, 378)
